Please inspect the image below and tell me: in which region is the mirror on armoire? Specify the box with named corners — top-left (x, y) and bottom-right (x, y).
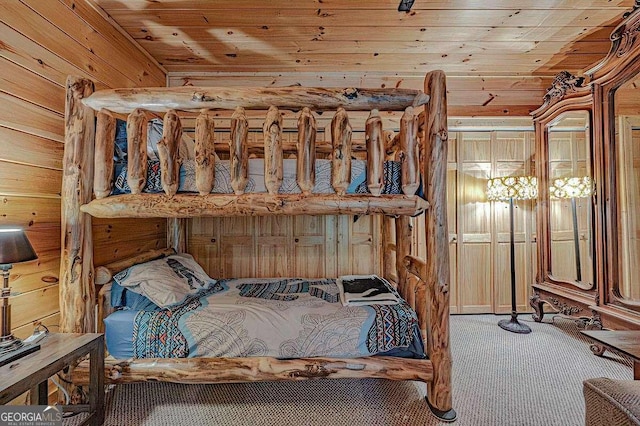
top-left (613, 76), bottom-right (640, 303)
top-left (546, 111), bottom-right (594, 290)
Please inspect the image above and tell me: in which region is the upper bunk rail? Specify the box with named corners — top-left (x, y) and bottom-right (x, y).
top-left (81, 86), bottom-right (430, 114)
top-left (85, 86), bottom-right (430, 218)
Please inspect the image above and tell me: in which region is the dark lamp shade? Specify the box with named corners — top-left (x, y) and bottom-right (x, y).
top-left (0, 228), bottom-right (37, 265)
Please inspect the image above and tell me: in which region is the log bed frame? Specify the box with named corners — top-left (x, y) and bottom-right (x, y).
top-left (62, 70), bottom-right (456, 422)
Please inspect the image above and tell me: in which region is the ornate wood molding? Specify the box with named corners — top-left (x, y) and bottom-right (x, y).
top-left (530, 293), bottom-right (545, 322)
top-left (585, 311), bottom-right (603, 330)
top-left (548, 296), bottom-right (584, 316)
top-left (540, 71), bottom-right (586, 109)
top-left (612, 11), bottom-right (640, 57)
top-left (587, 5), bottom-right (640, 77)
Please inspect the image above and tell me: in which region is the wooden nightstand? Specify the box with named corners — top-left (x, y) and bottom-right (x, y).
top-left (0, 333), bottom-right (104, 425)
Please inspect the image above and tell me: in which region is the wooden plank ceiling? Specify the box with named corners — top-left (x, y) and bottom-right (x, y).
top-left (93, 0), bottom-right (635, 116)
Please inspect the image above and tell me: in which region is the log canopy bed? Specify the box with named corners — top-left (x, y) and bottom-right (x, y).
top-left (62, 70), bottom-right (456, 422)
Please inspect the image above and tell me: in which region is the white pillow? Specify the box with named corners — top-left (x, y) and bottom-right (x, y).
top-left (113, 253), bottom-right (215, 308)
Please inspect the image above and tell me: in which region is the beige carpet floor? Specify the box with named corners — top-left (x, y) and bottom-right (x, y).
top-left (86, 315), bottom-right (633, 426)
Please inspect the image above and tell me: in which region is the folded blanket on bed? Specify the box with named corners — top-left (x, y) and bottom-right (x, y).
top-left (337, 275), bottom-right (399, 306)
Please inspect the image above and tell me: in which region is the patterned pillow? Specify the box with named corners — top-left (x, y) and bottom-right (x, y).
top-left (113, 253), bottom-right (216, 308)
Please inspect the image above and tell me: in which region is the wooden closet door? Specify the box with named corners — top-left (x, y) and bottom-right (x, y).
top-left (450, 130), bottom-right (535, 314)
top-left (457, 132), bottom-right (493, 313)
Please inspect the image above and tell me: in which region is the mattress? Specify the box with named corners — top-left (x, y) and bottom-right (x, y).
top-left (104, 277), bottom-right (425, 360)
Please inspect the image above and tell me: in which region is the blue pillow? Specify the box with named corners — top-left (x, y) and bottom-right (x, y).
top-left (110, 280), bottom-right (161, 311)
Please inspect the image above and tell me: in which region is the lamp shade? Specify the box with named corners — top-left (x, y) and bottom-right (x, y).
top-left (0, 228), bottom-right (37, 265)
top-left (486, 176), bottom-right (538, 201)
top-left (549, 176), bottom-right (594, 199)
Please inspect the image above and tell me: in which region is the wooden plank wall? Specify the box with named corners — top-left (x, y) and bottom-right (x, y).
top-left (189, 215), bottom-right (381, 279)
top-left (0, 1), bottom-right (166, 351)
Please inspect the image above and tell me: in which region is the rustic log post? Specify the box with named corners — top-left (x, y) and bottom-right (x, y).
top-left (230, 107), bottom-right (249, 195)
top-left (60, 76), bottom-right (96, 334)
top-left (167, 218), bottom-right (187, 253)
top-left (415, 279), bottom-right (427, 341)
top-left (382, 216), bottom-right (396, 284)
top-left (264, 106), bottom-right (283, 195)
top-left (126, 108), bottom-right (148, 194)
top-left (195, 110), bottom-right (215, 195)
top-left (331, 107), bottom-right (352, 195)
top-left (72, 355), bottom-right (434, 386)
top-left (423, 70), bottom-right (455, 420)
top-left (384, 130), bottom-right (399, 161)
top-left (400, 106), bottom-right (421, 196)
top-left (395, 215), bottom-right (411, 297)
top-left (94, 109), bottom-right (116, 199)
top-left (158, 109), bottom-right (182, 197)
top-left (365, 109), bottom-right (385, 196)
top-left (296, 107), bottom-right (317, 195)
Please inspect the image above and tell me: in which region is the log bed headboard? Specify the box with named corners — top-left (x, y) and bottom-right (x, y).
top-left (61, 70), bottom-right (453, 418)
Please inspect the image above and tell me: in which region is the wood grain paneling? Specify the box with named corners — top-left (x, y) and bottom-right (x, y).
top-left (0, 161), bottom-right (62, 198)
top-left (0, 58), bottom-right (65, 114)
top-left (94, 1), bottom-right (632, 10)
top-left (0, 127), bottom-right (63, 170)
top-left (93, 0), bottom-right (632, 116)
top-left (188, 215), bottom-right (380, 280)
top-left (0, 93), bottom-right (64, 142)
top-left (0, 0), bottom-right (165, 351)
top-left (105, 9), bottom-right (624, 29)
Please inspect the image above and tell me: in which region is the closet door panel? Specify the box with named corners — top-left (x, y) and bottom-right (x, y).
top-left (219, 217), bottom-right (255, 278)
top-left (255, 216), bottom-right (291, 277)
top-left (293, 215), bottom-right (332, 278)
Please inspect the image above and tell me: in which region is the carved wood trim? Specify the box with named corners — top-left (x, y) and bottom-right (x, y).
top-left (587, 6), bottom-right (640, 78)
top-left (548, 296), bottom-right (584, 316)
top-left (539, 71), bottom-right (586, 110)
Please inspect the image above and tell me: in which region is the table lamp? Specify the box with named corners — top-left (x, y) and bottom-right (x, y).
top-left (0, 228), bottom-right (38, 365)
top-left (549, 176), bottom-right (594, 283)
top-left (487, 176), bottom-right (537, 334)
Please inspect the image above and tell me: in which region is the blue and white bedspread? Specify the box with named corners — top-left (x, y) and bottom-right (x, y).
top-left (131, 278), bottom-right (423, 359)
top-left (113, 158), bottom-right (405, 196)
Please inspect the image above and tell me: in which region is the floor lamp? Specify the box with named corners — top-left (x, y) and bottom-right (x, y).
top-left (549, 176), bottom-right (594, 283)
top-left (0, 228), bottom-right (38, 366)
top-left (487, 176), bottom-right (538, 334)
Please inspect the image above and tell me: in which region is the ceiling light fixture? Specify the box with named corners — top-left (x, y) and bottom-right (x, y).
top-left (398, 0), bottom-right (415, 12)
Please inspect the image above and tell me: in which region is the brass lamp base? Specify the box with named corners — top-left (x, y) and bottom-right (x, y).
top-left (0, 333), bottom-right (23, 353)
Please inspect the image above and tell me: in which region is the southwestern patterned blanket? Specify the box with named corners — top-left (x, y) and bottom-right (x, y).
top-left (131, 277), bottom-right (423, 359)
